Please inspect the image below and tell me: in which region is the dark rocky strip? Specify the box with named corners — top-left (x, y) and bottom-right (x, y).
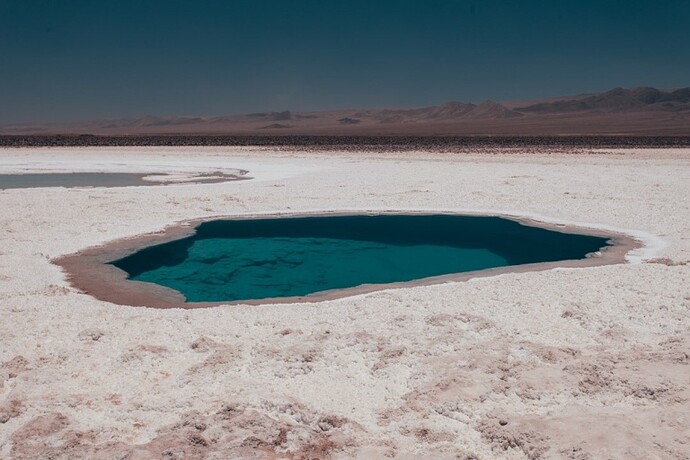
top-left (2, 135), bottom-right (690, 151)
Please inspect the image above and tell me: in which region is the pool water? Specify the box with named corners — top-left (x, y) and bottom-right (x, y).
top-left (0, 172), bottom-right (247, 189)
top-left (111, 214), bottom-right (609, 302)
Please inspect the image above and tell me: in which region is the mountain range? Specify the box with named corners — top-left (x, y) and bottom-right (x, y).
top-left (2, 87), bottom-right (689, 136)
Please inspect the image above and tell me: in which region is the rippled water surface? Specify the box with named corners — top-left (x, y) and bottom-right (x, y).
top-left (112, 215), bottom-right (609, 302)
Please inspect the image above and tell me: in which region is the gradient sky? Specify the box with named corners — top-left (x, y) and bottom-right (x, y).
top-left (1, 0), bottom-right (689, 123)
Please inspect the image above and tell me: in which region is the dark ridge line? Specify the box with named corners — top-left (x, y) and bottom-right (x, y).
top-left (1, 135), bottom-right (690, 149)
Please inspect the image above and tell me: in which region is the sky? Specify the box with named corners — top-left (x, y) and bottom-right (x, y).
top-left (1, 0), bottom-right (689, 123)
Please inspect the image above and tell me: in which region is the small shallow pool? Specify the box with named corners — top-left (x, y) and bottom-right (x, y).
top-left (0, 171), bottom-right (248, 189)
top-left (110, 214), bottom-right (611, 303)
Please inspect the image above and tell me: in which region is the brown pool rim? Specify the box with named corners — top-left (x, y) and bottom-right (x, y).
top-left (53, 211), bottom-right (643, 309)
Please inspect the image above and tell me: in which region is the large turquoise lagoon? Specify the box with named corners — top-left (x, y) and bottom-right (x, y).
top-left (111, 215), bottom-right (609, 302)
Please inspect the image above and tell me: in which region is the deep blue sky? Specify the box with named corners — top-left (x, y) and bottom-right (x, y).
top-left (1, 0), bottom-right (689, 123)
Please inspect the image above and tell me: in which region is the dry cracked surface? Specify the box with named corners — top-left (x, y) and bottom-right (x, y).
top-left (3, 297), bottom-right (689, 459)
top-left (1, 147), bottom-right (690, 459)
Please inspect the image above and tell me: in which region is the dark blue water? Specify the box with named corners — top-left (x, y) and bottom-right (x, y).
top-left (111, 215), bottom-right (609, 302)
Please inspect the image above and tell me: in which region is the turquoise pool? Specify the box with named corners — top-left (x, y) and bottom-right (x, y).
top-left (111, 214), bottom-right (609, 302)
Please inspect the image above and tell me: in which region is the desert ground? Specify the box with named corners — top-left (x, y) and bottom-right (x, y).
top-left (0, 146), bottom-right (689, 459)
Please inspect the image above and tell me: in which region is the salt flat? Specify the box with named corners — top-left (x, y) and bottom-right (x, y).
top-left (0, 147), bottom-right (689, 459)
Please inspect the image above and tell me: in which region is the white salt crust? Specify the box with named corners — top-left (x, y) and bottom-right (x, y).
top-left (1, 147), bottom-right (689, 459)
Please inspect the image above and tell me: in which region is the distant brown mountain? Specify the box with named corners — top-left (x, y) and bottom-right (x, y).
top-left (426, 101), bottom-right (476, 119)
top-left (1, 86), bottom-right (689, 136)
top-left (516, 87), bottom-right (690, 113)
top-left (463, 101), bottom-right (523, 119)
